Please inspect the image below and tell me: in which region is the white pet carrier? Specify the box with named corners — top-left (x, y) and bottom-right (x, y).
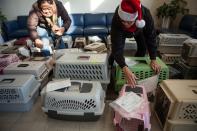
top-left (157, 33), bottom-right (190, 45)
top-left (41, 80), bottom-right (105, 121)
top-left (4, 61), bottom-right (49, 81)
top-left (158, 44), bottom-right (183, 54)
top-left (125, 37), bottom-right (137, 50)
top-left (0, 74), bottom-right (40, 111)
top-left (54, 53), bottom-right (109, 81)
top-left (74, 37), bottom-right (86, 48)
top-left (0, 46), bottom-right (8, 53)
top-left (181, 39), bottom-right (197, 66)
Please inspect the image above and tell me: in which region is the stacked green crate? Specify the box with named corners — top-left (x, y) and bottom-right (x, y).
top-left (115, 57), bottom-right (169, 92)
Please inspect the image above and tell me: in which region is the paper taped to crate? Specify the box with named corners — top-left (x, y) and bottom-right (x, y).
top-left (137, 75), bottom-right (159, 93)
top-left (114, 92), bottom-right (144, 113)
top-left (125, 58), bottom-right (139, 66)
top-left (46, 79), bottom-right (71, 92)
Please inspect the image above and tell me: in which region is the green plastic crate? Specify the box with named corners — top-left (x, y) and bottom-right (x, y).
top-left (115, 57), bottom-right (169, 92)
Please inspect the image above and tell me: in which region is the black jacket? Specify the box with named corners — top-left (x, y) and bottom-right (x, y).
top-left (110, 5), bottom-right (157, 68)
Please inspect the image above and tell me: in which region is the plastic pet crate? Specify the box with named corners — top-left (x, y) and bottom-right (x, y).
top-left (157, 33), bottom-right (190, 45)
top-left (4, 61), bottom-right (49, 81)
top-left (161, 54), bottom-right (181, 65)
top-left (164, 119), bottom-right (197, 131)
top-left (41, 80), bottom-right (105, 121)
top-left (113, 85), bottom-right (151, 131)
top-left (73, 37), bottom-right (86, 48)
top-left (158, 44), bottom-right (183, 54)
top-left (0, 54), bottom-right (20, 74)
top-left (124, 38), bottom-right (137, 50)
top-left (0, 46), bottom-right (8, 53)
top-left (181, 39), bottom-right (197, 66)
top-left (1, 46), bottom-right (21, 54)
top-left (115, 57), bottom-right (169, 92)
top-left (173, 60), bottom-right (197, 79)
top-left (154, 80), bottom-right (197, 131)
top-left (54, 52), bottom-right (109, 81)
top-left (0, 74), bottom-right (40, 112)
top-left (62, 35), bottom-right (73, 48)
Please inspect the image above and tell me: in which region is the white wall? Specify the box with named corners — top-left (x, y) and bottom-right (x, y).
top-left (0, 0), bottom-right (121, 20)
top-left (0, 0), bottom-right (197, 27)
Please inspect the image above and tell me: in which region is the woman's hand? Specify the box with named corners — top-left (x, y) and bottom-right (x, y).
top-left (34, 38), bottom-right (43, 48)
top-left (150, 60), bottom-right (161, 74)
top-left (123, 66), bottom-right (138, 88)
top-left (52, 25), bottom-right (65, 36)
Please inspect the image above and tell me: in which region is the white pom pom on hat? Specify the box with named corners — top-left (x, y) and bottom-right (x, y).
top-left (118, 0), bottom-right (145, 28)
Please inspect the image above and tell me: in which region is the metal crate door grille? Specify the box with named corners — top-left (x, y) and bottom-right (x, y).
top-left (46, 97), bottom-right (96, 111)
top-left (56, 64), bottom-right (104, 80)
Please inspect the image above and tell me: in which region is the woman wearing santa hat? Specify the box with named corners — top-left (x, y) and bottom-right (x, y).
top-left (109, 0), bottom-right (161, 87)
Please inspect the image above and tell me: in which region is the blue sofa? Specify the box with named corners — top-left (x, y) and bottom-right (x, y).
top-left (2, 13), bottom-right (114, 41)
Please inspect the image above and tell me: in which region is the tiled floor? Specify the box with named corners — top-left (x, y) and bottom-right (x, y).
top-left (0, 96), bottom-right (162, 131)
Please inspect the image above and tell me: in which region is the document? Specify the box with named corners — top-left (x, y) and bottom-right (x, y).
top-left (114, 92), bottom-right (144, 113)
top-left (46, 79), bottom-right (71, 92)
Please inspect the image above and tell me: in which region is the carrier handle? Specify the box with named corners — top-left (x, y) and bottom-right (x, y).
top-left (77, 56), bottom-right (90, 60)
top-left (0, 78), bottom-right (15, 83)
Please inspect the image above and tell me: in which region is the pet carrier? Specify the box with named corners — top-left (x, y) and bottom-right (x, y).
top-left (0, 54), bottom-right (20, 74)
top-left (41, 80), bottom-right (105, 121)
top-left (115, 57), bottom-right (169, 92)
top-left (173, 60), bottom-right (197, 79)
top-left (74, 37), bottom-right (86, 48)
top-left (157, 33), bottom-right (190, 45)
top-left (181, 39), bottom-right (197, 66)
top-left (54, 52), bottom-right (109, 81)
top-left (0, 74), bottom-right (40, 111)
top-left (154, 80), bottom-right (197, 131)
top-left (111, 85), bottom-right (151, 131)
top-left (160, 54), bottom-right (181, 65)
top-left (4, 61), bottom-right (49, 81)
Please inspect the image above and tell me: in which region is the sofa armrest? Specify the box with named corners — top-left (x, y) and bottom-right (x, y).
top-left (3, 20), bottom-right (19, 35)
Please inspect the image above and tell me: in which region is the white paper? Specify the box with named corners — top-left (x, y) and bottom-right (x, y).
top-left (114, 92), bottom-right (144, 113)
top-left (137, 75), bottom-right (159, 93)
top-left (125, 58), bottom-right (138, 66)
top-left (46, 79), bottom-right (71, 92)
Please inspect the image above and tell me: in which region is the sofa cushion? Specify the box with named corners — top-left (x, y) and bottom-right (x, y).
top-left (3, 20), bottom-right (19, 34)
top-left (84, 13), bottom-right (106, 27)
top-left (84, 26), bottom-right (108, 36)
top-left (17, 16), bottom-right (28, 29)
top-left (66, 26), bottom-right (83, 35)
top-left (106, 13), bottom-right (114, 26)
top-left (69, 14), bottom-right (84, 26)
top-left (8, 29), bottom-right (29, 39)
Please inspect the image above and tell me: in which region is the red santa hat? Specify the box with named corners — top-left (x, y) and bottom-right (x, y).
top-left (118, 0), bottom-right (145, 28)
